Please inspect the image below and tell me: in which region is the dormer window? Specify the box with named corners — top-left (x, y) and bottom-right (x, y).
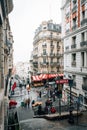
top-left (43, 26), bottom-right (47, 30)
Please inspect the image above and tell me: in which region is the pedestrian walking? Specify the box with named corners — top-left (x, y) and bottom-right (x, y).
top-left (27, 98), bottom-right (30, 108)
top-left (52, 92), bottom-right (55, 101)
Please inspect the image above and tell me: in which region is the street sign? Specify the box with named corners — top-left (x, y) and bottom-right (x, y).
top-left (56, 79), bottom-right (68, 84)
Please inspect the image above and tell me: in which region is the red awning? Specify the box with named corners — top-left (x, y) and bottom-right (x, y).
top-left (31, 75), bottom-right (41, 81)
top-left (31, 73), bottom-right (64, 82)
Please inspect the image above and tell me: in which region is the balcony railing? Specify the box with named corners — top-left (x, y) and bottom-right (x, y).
top-left (56, 53), bottom-right (61, 57)
top-left (71, 61), bottom-right (76, 66)
top-left (33, 61), bottom-right (38, 64)
top-left (50, 45), bottom-right (54, 48)
top-left (41, 53), bottom-right (48, 56)
top-left (72, 4), bottom-right (77, 13)
top-left (71, 44), bottom-right (76, 49)
top-left (57, 46), bottom-right (60, 50)
top-left (66, 12), bottom-right (69, 18)
top-left (80, 41), bottom-right (87, 47)
top-left (72, 24), bottom-right (77, 31)
top-left (65, 46), bottom-right (69, 50)
top-left (65, 29), bottom-right (70, 34)
top-left (50, 53), bottom-right (55, 57)
top-left (82, 84), bottom-right (87, 91)
top-left (33, 35), bottom-right (61, 44)
top-left (42, 45), bottom-right (47, 48)
top-left (40, 62), bottom-right (47, 66)
top-left (81, 0), bottom-right (86, 5)
top-left (50, 62), bottom-right (57, 66)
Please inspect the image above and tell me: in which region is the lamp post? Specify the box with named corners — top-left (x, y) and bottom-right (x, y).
top-left (68, 78), bottom-right (74, 124)
top-left (55, 76), bottom-right (62, 116)
top-left (76, 92), bottom-right (80, 124)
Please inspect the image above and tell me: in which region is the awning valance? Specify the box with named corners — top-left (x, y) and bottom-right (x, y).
top-left (31, 73), bottom-right (64, 82)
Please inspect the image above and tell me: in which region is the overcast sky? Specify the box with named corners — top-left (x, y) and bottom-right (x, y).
top-left (9, 0), bottom-right (62, 64)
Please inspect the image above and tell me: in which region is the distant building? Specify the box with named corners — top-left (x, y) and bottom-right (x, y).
top-left (61, 0), bottom-right (87, 106)
top-left (30, 20), bottom-right (63, 75)
top-left (15, 62), bottom-right (30, 84)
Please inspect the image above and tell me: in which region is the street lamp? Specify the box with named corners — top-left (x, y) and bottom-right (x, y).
top-left (76, 92), bottom-right (80, 124)
top-left (68, 78), bottom-right (74, 124)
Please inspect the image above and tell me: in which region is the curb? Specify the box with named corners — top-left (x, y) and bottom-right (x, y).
top-left (33, 111), bottom-right (82, 120)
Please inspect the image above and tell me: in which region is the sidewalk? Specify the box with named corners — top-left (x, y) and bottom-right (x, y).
top-left (33, 110), bottom-right (82, 120)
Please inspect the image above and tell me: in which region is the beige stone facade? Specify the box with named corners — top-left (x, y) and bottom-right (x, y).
top-left (30, 20), bottom-right (63, 75)
top-left (0, 0), bottom-right (14, 129)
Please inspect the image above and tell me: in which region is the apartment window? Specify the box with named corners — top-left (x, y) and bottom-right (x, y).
top-left (43, 26), bottom-right (47, 30)
top-left (72, 0), bottom-right (77, 5)
top-left (43, 49), bottom-right (46, 55)
top-left (50, 32), bottom-right (53, 36)
top-left (72, 36), bottom-right (76, 44)
top-left (51, 58), bottom-right (53, 63)
top-left (72, 75), bottom-right (76, 87)
top-left (82, 11), bottom-right (85, 20)
top-left (81, 52), bottom-right (85, 67)
top-left (73, 17), bottom-right (77, 26)
top-left (51, 49), bottom-right (53, 53)
top-left (43, 57), bottom-right (46, 63)
top-left (72, 53), bottom-right (76, 61)
top-left (57, 42), bottom-right (59, 47)
top-left (83, 77), bottom-right (87, 85)
top-left (51, 41), bottom-right (53, 46)
top-left (72, 53), bottom-right (76, 66)
top-left (81, 32), bottom-right (85, 41)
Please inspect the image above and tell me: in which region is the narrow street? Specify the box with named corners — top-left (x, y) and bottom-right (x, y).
top-left (9, 86), bottom-right (87, 130)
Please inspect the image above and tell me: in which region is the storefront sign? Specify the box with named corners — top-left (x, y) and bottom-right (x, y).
top-left (56, 79), bottom-right (68, 84)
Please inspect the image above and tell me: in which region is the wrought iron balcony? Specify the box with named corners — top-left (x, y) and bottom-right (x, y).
top-left (71, 61), bottom-right (76, 66)
top-left (41, 53), bottom-right (48, 56)
top-left (65, 46), bottom-right (69, 50)
top-left (33, 55), bottom-right (37, 59)
top-left (50, 53), bottom-right (55, 57)
top-left (33, 35), bottom-right (61, 44)
top-left (50, 62), bottom-right (57, 66)
top-left (81, 0), bottom-right (86, 5)
top-left (72, 24), bottom-right (77, 31)
top-left (80, 41), bottom-right (87, 47)
top-left (82, 84), bottom-right (87, 91)
top-left (42, 44), bottom-right (47, 48)
top-left (81, 18), bottom-right (87, 26)
top-left (72, 4), bottom-right (77, 13)
top-left (66, 12), bottom-right (69, 18)
top-left (65, 29), bottom-right (70, 34)
top-left (50, 44), bottom-right (54, 48)
top-left (33, 61), bottom-right (38, 64)
top-left (71, 44), bottom-right (76, 49)
top-left (40, 62), bottom-right (49, 66)
top-left (57, 46), bottom-right (60, 50)
top-left (56, 53), bottom-right (61, 57)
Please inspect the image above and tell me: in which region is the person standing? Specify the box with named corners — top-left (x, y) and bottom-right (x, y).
top-left (39, 91), bottom-right (41, 98)
top-left (27, 98), bottom-right (30, 108)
